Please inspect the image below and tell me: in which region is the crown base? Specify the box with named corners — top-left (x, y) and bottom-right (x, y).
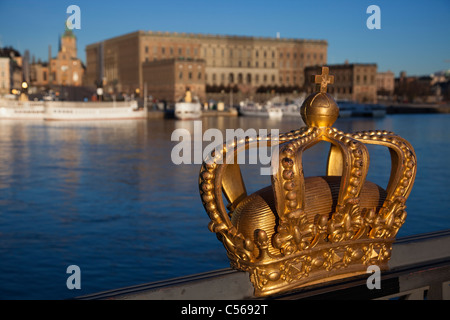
top-left (229, 238), bottom-right (393, 297)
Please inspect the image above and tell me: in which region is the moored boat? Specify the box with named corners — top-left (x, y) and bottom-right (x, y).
top-left (0, 99), bottom-right (45, 120)
top-left (44, 101), bottom-right (146, 121)
top-left (174, 102), bottom-right (202, 120)
top-left (336, 100), bottom-right (386, 118)
top-left (174, 88), bottom-right (202, 120)
top-left (239, 101), bottom-right (268, 117)
top-left (267, 106), bottom-right (283, 119)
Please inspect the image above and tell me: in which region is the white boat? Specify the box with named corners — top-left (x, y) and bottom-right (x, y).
top-left (239, 102), bottom-right (268, 117)
top-left (0, 99), bottom-right (45, 120)
top-left (282, 103), bottom-right (301, 118)
top-left (240, 101), bottom-right (284, 118)
top-left (268, 106), bottom-right (283, 119)
top-left (174, 89), bottom-right (202, 120)
top-left (44, 101), bottom-right (147, 121)
top-left (174, 102), bottom-right (202, 120)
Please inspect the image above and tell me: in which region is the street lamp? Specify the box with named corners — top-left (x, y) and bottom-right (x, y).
top-left (21, 81), bottom-right (29, 100)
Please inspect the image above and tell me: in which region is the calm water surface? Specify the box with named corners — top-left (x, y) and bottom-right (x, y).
top-left (0, 114), bottom-right (449, 299)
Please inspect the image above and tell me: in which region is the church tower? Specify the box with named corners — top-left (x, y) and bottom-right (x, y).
top-left (60, 26), bottom-right (77, 59)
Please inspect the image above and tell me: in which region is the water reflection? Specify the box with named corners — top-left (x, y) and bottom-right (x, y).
top-left (0, 114), bottom-right (449, 299)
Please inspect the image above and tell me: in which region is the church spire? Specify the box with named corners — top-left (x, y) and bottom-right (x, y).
top-left (63, 21), bottom-right (76, 39)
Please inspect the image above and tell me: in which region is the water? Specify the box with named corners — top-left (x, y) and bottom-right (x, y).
top-left (0, 114), bottom-right (449, 299)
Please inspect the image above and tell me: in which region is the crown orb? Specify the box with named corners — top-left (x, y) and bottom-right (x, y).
top-left (300, 92), bottom-right (339, 128)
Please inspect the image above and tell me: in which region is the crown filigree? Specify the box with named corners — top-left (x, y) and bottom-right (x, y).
top-left (199, 66), bottom-right (417, 297)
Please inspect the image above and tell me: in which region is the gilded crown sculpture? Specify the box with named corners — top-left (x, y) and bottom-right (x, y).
top-left (199, 66), bottom-right (417, 296)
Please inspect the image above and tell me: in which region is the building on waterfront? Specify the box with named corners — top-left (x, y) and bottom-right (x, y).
top-left (30, 61), bottom-right (49, 89)
top-left (85, 30), bottom-right (327, 104)
top-left (394, 71), bottom-right (445, 103)
top-left (142, 58), bottom-right (206, 103)
top-left (376, 70), bottom-right (395, 97)
top-left (0, 56), bottom-right (11, 95)
top-left (304, 62), bottom-right (378, 103)
top-left (31, 28), bottom-right (85, 88)
top-left (0, 47), bottom-right (23, 96)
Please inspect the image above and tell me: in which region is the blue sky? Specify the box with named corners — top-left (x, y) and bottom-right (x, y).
top-left (0, 0), bottom-right (449, 76)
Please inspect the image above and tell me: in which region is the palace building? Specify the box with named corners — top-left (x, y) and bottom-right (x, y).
top-left (304, 63), bottom-right (378, 103)
top-left (85, 30), bottom-right (327, 103)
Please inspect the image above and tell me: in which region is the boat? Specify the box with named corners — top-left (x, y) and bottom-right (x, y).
top-left (240, 101), bottom-right (284, 118)
top-left (336, 100), bottom-right (386, 118)
top-left (267, 106), bottom-right (283, 119)
top-left (0, 99), bottom-right (45, 120)
top-left (174, 89), bottom-right (202, 120)
top-left (239, 101), bottom-right (268, 117)
top-left (44, 101), bottom-right (147, 121)
top-left (174, 102), bottom-right (202, 120)
top-left (281, 103), bottom-right (302, 118)
top-left (336, 100), bottom-right (355, 118)
top-left (353, 104), bottom-right (386, 117)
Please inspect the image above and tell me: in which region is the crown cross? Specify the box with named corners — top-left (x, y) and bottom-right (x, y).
top-left (314, 66), bottom-right (334, 93)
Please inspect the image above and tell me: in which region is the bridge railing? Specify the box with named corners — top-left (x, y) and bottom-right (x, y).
top-left (77, 229), bottom-right (450, 300)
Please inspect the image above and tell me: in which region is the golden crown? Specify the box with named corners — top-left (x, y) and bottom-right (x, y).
top-left (199, 66), bottom-right (417, 297)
